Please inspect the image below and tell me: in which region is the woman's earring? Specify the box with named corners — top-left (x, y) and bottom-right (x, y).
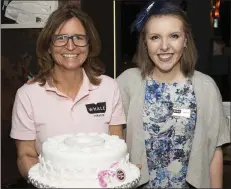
top-left (184, 41), bottom-right (187, 48)
top-left (144, 45), bottom-right (148, 51)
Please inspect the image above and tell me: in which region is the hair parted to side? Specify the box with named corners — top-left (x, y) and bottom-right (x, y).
top-left (132, 0), bottom-right (197, 79)
top-left (33, 3), bottom-right (104, 86)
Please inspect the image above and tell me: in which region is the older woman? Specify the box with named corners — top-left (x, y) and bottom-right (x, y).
top-left (117, 0), bottom-right (230, 188)
top-left (11, 3), bottom-right (125, 179)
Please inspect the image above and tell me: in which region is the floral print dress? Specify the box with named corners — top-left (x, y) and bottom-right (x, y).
top-left (143, 78), bottom-right (197, 188)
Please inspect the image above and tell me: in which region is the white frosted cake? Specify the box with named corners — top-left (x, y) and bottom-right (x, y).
top-left (28, 133), bottom-right (140, 188)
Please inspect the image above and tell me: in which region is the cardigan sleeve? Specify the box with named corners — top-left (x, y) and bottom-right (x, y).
top-left (215, 89), bottom-right (230, 147)
top-left (116, 71), bottom-right (131, 120)
top-left (208, 79), bottom-right (230, 147)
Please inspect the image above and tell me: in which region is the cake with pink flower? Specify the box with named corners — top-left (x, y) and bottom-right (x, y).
top-left (28, 133), bottom-right (140, 188)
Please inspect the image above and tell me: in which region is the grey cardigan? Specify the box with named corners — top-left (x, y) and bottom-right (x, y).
top-left (117, 68), bottom-right (230, 188)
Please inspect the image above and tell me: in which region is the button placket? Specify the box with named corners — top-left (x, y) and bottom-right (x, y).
top-left (69, 101), bottom-right (76, 121)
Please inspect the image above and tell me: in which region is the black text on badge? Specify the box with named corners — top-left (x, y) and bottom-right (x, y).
top-left (172, 108), bottom-right (191, 118)
top-left (85, 102), bottom-right (106, 114)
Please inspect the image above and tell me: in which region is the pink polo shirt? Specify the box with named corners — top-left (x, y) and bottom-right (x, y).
top-left (10, 70), bottom-right (126, 153)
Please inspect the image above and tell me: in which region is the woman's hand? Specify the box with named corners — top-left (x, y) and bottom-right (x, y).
top-left (136, 164), bottom-right (142, 169)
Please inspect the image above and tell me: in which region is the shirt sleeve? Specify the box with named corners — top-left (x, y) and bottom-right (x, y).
top-left (109, 80), bottom-right (126, 126)
top-left (10, 88), bottom-right (36, 140)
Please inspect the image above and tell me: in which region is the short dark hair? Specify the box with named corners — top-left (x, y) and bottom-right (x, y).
top-left (132, 0), bottom-right (197, 78)
top-left (33, 3), bottom-right (104, 86)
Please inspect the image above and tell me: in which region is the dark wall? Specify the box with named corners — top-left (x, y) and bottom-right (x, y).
top-left (82, 0), bottom-right (114, 78)
top-left (186, 0), bottom-right (212, 74)
top-left (1, 29), bottom-right (41, 185)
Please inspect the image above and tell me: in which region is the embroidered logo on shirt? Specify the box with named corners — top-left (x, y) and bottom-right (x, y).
top-left (85, 102), bottom-right (106, 114)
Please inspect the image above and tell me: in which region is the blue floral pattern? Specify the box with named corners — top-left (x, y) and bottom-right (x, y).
top-left (143, 78), bottom-right (197, 188)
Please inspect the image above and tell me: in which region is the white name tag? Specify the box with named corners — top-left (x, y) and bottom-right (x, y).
top-left (172, 108), bottom-right (191, 118)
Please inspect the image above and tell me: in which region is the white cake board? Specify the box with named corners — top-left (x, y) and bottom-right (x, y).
top-left (28, 163), bottom-right (140, 188)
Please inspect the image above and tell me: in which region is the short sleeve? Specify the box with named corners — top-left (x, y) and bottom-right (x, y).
top-left (109, 81), bottom-right (126, 126)
top-left (10, 88), bottom-right (36, 140)
top-left (216, 97), bottom-right (230, 147)
top-left (209, 80), bottom-right (230, 147)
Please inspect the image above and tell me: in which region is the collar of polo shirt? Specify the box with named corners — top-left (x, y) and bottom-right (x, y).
top-left (45, 68), bottom-right (99, 93)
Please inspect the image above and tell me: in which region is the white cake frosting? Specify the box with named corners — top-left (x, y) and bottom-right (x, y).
top-left (28, 133), bottom-right (140, 188)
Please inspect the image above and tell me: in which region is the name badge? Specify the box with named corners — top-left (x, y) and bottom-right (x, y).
top-left (172, 108), bottom-right (191, 118)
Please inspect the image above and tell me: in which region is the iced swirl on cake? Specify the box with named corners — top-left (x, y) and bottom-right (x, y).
top-left (28, 133), bottom-right (140, 188)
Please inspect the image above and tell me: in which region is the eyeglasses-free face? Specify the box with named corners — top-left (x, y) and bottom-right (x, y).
top-left (51, 34), bottom-right (89, 47)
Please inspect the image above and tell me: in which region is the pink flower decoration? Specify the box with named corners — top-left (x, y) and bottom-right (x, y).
top-left (98, 161), bottom-right (119, 188)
